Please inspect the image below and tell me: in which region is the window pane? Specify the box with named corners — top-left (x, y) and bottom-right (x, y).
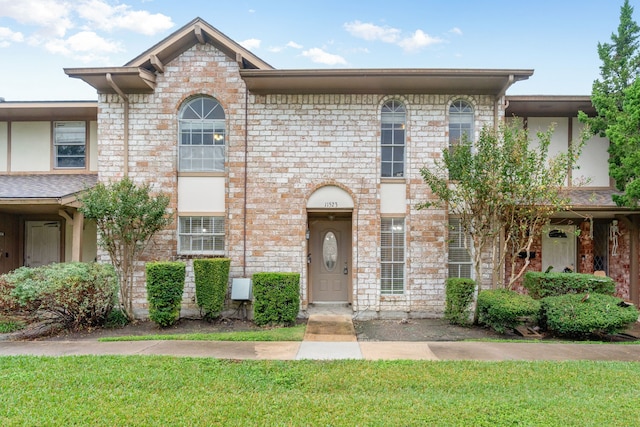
top-left (381, 101), bottom-right (405, 178)
top-left (381, 218), bottom-right (405, 294)
top-left (179, 96), bottom-right (226, 172)
top-left (54, 121), bottom-right (86, 169)
top-left (179, 216), bottom-right (225, 254)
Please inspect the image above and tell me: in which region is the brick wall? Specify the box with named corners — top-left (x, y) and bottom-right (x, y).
top-left (97, 42), bottom-right (503, 317)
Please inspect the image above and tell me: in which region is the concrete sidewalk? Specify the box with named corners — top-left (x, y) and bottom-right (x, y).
top-left (2, 314), bottom-right (640, 361)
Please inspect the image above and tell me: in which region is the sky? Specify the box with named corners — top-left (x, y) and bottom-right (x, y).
top-left (0, 0), bottom-right (634, 101)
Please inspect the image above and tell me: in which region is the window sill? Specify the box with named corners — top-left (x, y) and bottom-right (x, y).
top-left (381, 177), bottom-right (406, 184)
top-left (178, 172), bottom-right (225, 177)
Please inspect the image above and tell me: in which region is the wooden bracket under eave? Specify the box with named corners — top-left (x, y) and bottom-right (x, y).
top-left (150, 54), bottom-right (164, 73)
top-left (236, 52), bottom-right (244, 69)
top-left (194, 25), bottom-right (205, 44)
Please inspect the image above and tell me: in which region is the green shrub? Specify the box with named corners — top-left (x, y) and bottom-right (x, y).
top-left (541, 293), bottom-right (639, 337)
top-left (477, 289), bottom-right (541, 334)
top-left (523, 271), bottom-right (615, 299)
top-left (105, 308), bottom-right (130, 328)
top-left (444, 278), bottom-right (476, 326)
top-left (253, 272), bottom-right (300, 326)
top-left (2, 263), bottom-right (118, 328)
top-left (194, 258), bottom-right (230, 320)
top-left (146, 262), bottom-right (185, 327)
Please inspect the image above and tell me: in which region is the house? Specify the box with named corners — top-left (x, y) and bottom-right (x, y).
top-left (0, 101), bottom-right (98, 275)
top-left (2, 17), bottom-right (638, 318)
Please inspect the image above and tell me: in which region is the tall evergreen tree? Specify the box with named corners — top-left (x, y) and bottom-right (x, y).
top-left (580, 0), bottom-right (640, 206)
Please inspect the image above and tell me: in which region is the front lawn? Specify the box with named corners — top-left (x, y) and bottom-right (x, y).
top-left (99, 324), bottom-right (306, 342)
top-left (2, 356), bottom-right (639, 426)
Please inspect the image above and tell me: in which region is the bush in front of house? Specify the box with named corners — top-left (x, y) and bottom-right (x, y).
top-left (146, 261), bottom-right (185, 327)
top-left (2, 262), bottom-right (118, 328)
top-left (194, 258), bottom-right (230, 320)
top-left (253, 272), bottom-right (300, 326)
top-left (444, 278), bottom-right (476, 326)
top-left (477, 288), bottom-right (541, 334)
top-left (540, 293), bottom-right (639, 337)
top-left (523, 271), bottom-right (615, 299)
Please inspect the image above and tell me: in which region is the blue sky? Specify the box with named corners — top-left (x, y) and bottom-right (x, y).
top-left (0, 0), bottom-right (633, 100)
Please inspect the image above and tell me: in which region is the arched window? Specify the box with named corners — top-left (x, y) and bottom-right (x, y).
top-left (381, 100), bottom-right (406, 178)
top-left (178, 96), bottom-right (225, 172)
top-left (449, 99), bottom-right (474, 150)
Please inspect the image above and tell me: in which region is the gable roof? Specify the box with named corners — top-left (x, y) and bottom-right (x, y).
top-left (64, 17), bottom-right (273, 95)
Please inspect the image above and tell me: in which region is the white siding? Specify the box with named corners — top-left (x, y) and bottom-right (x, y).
top-left (572, 118), bottom-right (609, 187)
top-left (0, 122), bottom-right (7, 172)
top-left (11, 121), bottom-right (50, 172)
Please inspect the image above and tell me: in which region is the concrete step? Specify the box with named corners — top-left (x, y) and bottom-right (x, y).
top-left (303, 314), bottom-right (356, 342)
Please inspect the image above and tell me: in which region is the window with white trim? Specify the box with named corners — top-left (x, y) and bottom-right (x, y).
top-left (178, 216), bottom-right (225, 255)
top-left (381, 217), bottom-right (405, 294)
top-left (381, 100), bottom-right (406, 178)
top-left (448, 217), bottom-right (473, 278)
top-left (54, 121), bottom-right (86, 168)
top-left (179, 96), bottom-right (226, 172)
top-left (449, 99), bottom-right (474, 149)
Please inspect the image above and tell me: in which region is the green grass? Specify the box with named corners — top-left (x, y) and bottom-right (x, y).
top-left (0, 320), bottom-right (25, 333)
top-left (99, 324), bottom-right (306, 342)
top-left (1, 356), bottom-right (639, 426)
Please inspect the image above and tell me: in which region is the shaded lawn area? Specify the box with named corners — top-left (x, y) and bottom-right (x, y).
top-left (2, 356), bottom-right (639, 426)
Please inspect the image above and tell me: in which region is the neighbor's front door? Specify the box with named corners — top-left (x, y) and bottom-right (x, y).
top-left (541, 224), bottom-right (576, 273)
top-left (310, 220), bottom-right (351, 302)
top-left (25, 221), bottom-right (60, 267)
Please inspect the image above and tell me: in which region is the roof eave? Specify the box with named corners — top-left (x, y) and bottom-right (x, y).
top-left (240, 68), bottom-right (534, 95)
top-left (64, 67), bottom-right (156, 94)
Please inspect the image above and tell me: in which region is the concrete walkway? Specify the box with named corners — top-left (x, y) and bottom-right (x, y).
top-left (1, 314), bottom-right (640, 361)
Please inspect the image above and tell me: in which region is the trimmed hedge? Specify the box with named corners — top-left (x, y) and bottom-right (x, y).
top-left (444, 278), bottom-right (476, 326)
top-left (541, 293), bottom-right (639, 337)
top-left (1, 262), bottom-right (118, 328)
top-left (194, 258), bottom-right (230, 319)
top-left (253, 272), bottom-right (300, 326)
top-left (523, 271), bottom-right (615, 299)
top-left (146, 262), bottom-right (185, 327)
top-left (477, 289), bottom-right (541, 334)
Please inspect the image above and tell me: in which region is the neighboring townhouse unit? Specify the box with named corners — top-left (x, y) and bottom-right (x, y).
top-left (3, 17), bottom-right (638, 318)
top-left (0, 101), bottom-right (98, 276)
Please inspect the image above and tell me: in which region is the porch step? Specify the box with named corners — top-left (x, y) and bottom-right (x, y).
top-left (303, 314), bottom-right (356, 342)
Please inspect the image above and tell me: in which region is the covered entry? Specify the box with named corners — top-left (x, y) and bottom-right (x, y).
top-left (307, 186), bottom-right (354, 304)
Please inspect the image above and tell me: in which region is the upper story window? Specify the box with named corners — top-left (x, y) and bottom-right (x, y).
top-left (449, 100), bottom-right (474, 149)
top-left (381, 100), bottom-right (406, 178)
top-left (179, 96), bottom-right (226, 172)
top-left (54, 121), bottom-right (86, 168)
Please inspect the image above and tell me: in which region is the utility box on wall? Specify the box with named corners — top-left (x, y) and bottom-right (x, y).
top-left (231, 278), bottom-right (252, 301)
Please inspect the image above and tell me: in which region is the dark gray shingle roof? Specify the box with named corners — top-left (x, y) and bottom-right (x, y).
top-left (0, 174), bottom-right (97, 199)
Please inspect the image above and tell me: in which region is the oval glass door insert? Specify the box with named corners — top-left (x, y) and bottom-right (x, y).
top-left (323, 231), bottom-right (338, 271)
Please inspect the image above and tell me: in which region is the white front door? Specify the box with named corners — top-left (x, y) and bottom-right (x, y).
top-left (25, 221), bottom-right (60, 267)
top-left (542, 225), bottom-right (576, 273)
top-left (310, 219), bottom-right (351, 302)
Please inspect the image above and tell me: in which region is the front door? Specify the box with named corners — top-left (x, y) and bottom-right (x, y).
top-left (310, 219), bottom-right (351, 302)
top-left (542, 224), bottom-right (576, 273)
top-left (25, 221), bottom-right (61, 267)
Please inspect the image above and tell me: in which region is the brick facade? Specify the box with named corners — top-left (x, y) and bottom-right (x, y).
top-left (95, 41), bottom-right (507, 318)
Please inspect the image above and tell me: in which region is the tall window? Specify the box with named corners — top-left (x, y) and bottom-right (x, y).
top-left (448, 100), bottom-right (474, 149)
top-left (178, 216), bottom-right (225, 255)
top-left (179, 96), bottom-right (226, 172)
top-left (54, 121), bottom-right (86, 168)
top-left (448, 218), bottom-right (472, 278)
top-left (381, 100), bottom-right (406, 178)
top-left (381, 217), bottom-right (405, 294)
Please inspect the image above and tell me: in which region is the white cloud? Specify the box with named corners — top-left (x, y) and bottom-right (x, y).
top-left (287, 41), bottom-right (303, 49)
top-left (44, 31), bottom-right (122, 62)
top-left (0, 26), bottom-right (24, 46)
top-left (302, 48), bottom-right (346, 65)
top-left (344, 20), bottom-right (400, 43)
top-left (397, 29), bottom-right (443, 52)
top-left (344, 19), bottom-right (444, 53)
top-left (0, 0), bottom-right (73, 37)
top-left (75, 0), bottom-right (173, 35)
top-left (450, 27), bottom-right (463, 36)
top-left (239, 38), bottom-right (261, 50)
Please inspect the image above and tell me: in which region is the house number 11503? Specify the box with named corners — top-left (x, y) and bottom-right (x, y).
top-left (324, 202), bottom-right (338, 208)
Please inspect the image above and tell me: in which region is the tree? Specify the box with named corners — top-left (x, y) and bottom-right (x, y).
top-left (579, 0), bottom-right (640, 206)
top-left (606, 78), bottom-right (640, 206)
top-left (78, 177), bottom-right (172, 319)
top-left (419, 120), bottom-right (580, 320)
